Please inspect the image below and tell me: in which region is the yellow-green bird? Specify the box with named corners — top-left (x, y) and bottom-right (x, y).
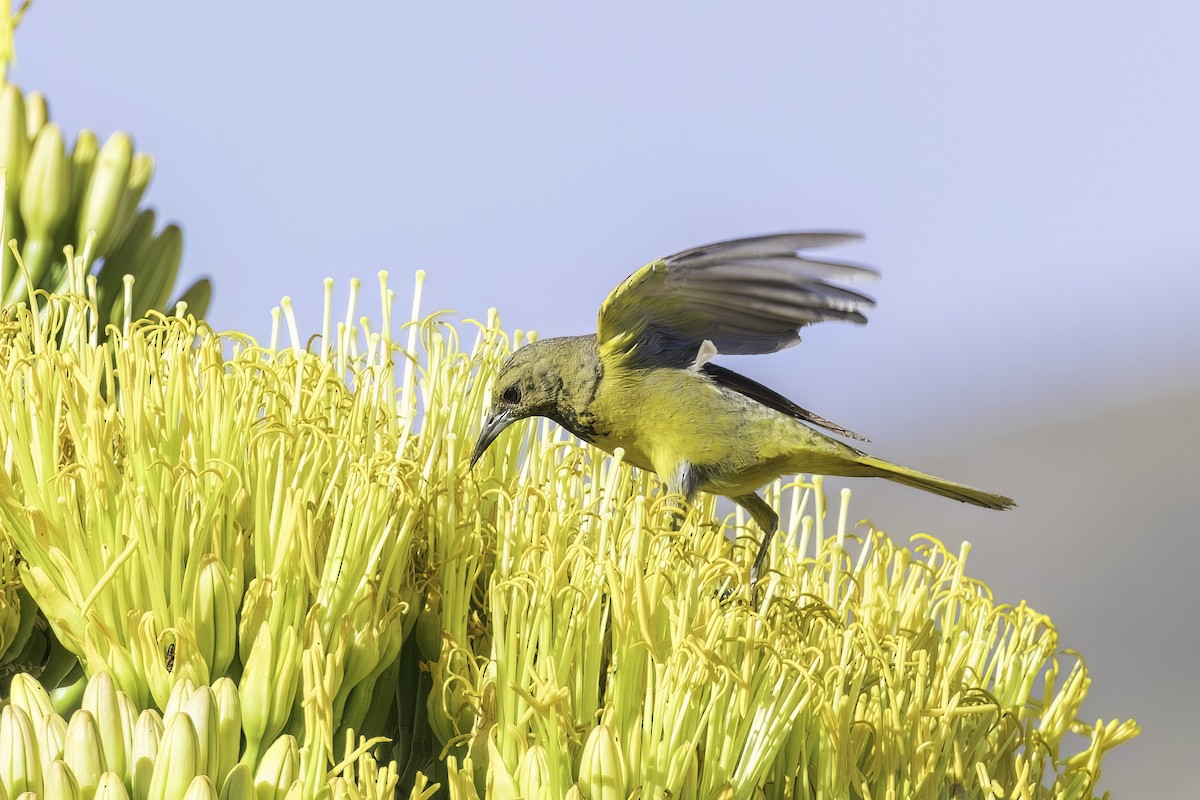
top-left (471, 232), bottom-right (1014, 581)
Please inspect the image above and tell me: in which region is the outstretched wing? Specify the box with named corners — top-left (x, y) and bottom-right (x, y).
top-left (596, 232), bottom-right (877, 367)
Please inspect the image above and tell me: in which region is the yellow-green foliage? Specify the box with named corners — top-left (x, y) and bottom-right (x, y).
top-left (0, 273), bottom-right (1136, 799)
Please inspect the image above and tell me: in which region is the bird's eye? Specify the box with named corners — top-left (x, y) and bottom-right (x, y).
top-left (501, 386), bottom-right (521, 404)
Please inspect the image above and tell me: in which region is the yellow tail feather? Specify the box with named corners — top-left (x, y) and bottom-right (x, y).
top-left (855, 456), bottom-right (1014, 510)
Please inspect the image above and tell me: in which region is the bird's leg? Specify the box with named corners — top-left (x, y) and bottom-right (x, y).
top-left (732, 492), bottom-right (779, 584)
top-left (664, 461), bottom-right (702, 529)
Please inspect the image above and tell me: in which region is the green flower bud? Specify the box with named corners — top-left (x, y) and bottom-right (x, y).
top-left (238, 624), bottom-right (300, 768)
top-left (237, 624), bottom-right (273, 767)
top-left (67, 129), bottom-right (98, 222)
top-left (0, 84), bottom-right (29, 204)
top-left (517, 743), bottom-right (551, 799)
top-left (82, 672), bottom-right (128, 780)
top-left (211, 678), bottom-right (241, 790)
top-left (94, 771), bottom-right (132, 800)
top-left (8, 673), bottom-right (56, 724)
top-left (193, 554), bottom-right (237, 676)
top-left (164, 678), bottom-right (198, 721)
top-left (147, 713), bottom-right (200, 800)
top-left (578, 723), bottom-right (624, 800)
top-left (75, 131), bottom-right (132, 260)
top-left (218, 763), bottom-right (253, 800)
top-left (44, 758), bottom-right (81, 800)
top-left (116, 692), bottom-right (138, 758)
top-left (106, 151), bottom-right (153, 255)
top-left (19, 122), bottom-right (69, 240)
top-left (0, 85), bottom-right (26, 294)
top-left (63, 709), bottom-right (105, 799)
top-left (0, 704), bottom-right (41, 798)
top-left (236, 580), bottom-right (274, 666)
top-left (181, 775), bottom-right (219, 800)
top-left (131, 614), bottom-right (173, 711)
top-left (14, 121), bottom-right (70, 293)
top-left (24, 91), bottom-right (47, 141)
top-left (252, 735), bottom-right (298, 800)
top-left (130, 710), bottom-right (163, 800)
top-left (182, 686), bottom-right (221, 785)
top-left (34, 712), bottom-right (67, 778)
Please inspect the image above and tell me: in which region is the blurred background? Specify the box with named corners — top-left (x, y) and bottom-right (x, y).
top-left (16, 2), bottom-right (1198, 795)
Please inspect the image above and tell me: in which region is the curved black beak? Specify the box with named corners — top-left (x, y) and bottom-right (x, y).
top-left (470, 409), bottom-right (515, 467)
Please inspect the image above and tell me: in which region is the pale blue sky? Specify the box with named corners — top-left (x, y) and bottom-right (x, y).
top-left (18, 3), bottom-right (1200, 436)
top-left (16, 2), bottom-right (1199, 794)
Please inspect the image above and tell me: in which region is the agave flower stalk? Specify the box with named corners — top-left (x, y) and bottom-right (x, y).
top-left (0, 272), bottom-right (421, 738)
top-left (434, 448), bottom-right (1139, 799)
top-left (0, 266), bottom-right (1138, 798)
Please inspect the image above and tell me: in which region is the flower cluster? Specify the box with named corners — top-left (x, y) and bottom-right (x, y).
top-left (0, 77), bottom-right (208, 327)
top-left (0, 276), bottom-right (1137, 798)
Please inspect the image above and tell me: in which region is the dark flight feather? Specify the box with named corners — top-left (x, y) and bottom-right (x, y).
top-left (700, 362), bottom-right (869, 442)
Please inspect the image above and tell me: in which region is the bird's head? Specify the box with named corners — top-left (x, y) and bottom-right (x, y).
top-left (469, 338), bottom-right (578, 467)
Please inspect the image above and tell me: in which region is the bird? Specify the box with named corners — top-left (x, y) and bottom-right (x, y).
top-left (470, 232), bottom-right (1014, 582)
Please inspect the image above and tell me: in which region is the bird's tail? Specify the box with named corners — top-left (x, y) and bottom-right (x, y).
top-left (855, 456), bottom-right (1015, 510)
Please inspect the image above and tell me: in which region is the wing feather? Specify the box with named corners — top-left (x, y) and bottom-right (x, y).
top-left (668, 232), bottom-right (865, 265)
top-left (598, 231), bottom-right (876, 366)
top-left (701, 363), bottom-right (869, 442)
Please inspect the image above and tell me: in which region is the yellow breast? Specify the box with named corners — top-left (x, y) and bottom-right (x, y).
top-left (589, 365), bottom-right (810, 493)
